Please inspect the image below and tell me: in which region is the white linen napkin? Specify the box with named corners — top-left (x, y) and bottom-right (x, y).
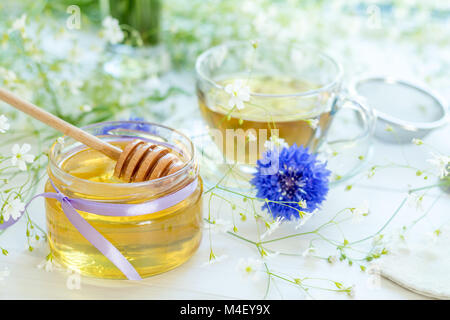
top-left (376, 224), bottom-right (450, 299)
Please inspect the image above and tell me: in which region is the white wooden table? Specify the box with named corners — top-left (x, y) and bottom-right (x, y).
top-left (1, 86), bottom-right (448, 299)
top-left (0, 22), bottom-right (449, 297)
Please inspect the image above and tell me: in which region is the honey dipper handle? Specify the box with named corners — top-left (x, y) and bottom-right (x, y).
top-left (0, 87), bottom-right (122, 160)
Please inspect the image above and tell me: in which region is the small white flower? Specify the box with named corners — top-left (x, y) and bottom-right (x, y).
top-left (79, 104), bottom-right (92, 113)
top-left (302, 246), bottom-right (316, 257)
top-left (202, 254), bottom-right (228, 267)
top-left (28, 236), bottom-right (45, 250)
top-left (66, 268), bottom-right (81, 290)
top-left (327, 255), bottom-right (337, 264)
top-left (0, 115), bottom-right (10, 133)
top-left (298, 199), bottom-right (307, 209)
top-left (426, 229), bottom-right (441, 244)
top-left (101, 16), bottom-right (124, 45)
top-left (208, 219), bottom-right (233, 234)
top-left (366, 263), bottom-right (382, 290)
top-left (144, 76), bottom-right (161, 91)
top-left (412, 138), bottom-right (423, 146)
top-left (247, 131), bottom-right (257, 142)
top-left (57, 137), bottom-right (65, 145)
top-left (261, 216), bottom-right (283, 239)
top-left (351, 200), bottom-right (369, 223)
top-left (224, 79), bottom-right (250, 110)
top-left (407, 193), bottom-right (424, 211)
top-left (348, 285), bottom-right (356, 298)
top-left (67, 79), bottom-right (83, 95)
top-left (264, 135), bottom-right (289, 151)
top-left (0, 67), bottom-right (17, 84)
top-left (306, 119), bottom-right (319, 129)
top-left (390, 227), bottom-right (409, 251)
top-left (295, 211), bottom-right (314, 229)
top-left (10, 14), bottom-right (27, 35)
top-left (427, 152), bottom-right (450, 178)
top-left (37, 258), bottom-right (60, 273)
top-left (3, 198), bottom-right (25, 222)
top-left (262, 251), bottom-right (279, 260)
top-left (11, 143), bottom-right (35, 171)
top-left (372, 234), bottom-right (384, 247)
top-left (236, 258), bottom-right (263, 282)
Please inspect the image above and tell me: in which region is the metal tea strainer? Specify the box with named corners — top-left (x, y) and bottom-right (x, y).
top-left (349, 76), bottom-right (449, 144)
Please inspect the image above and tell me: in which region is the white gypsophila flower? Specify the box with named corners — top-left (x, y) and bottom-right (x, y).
top-left (412, 138), bottom-right (423, 145)
top-left (427, 152), bottom-right (450, 178)
top-left (144, 76), bottom-right (161, 91)
top-left (67, 79), bottom-right (83, 95)
top-left (264, 135), bottom-right (289, 151)
top-left (262, 251), bottom-right (279, 261)
top-left (0, 115), bottom-right (10, 133)
top-left (351, 200), bottom-right (369, 224)
top-left (11, 143), bottom-right (35, 171)
top-left (57, 137), bottom-right (65, 145)
top-left (388, 227), bottom-right (409, 252)
top-left (406, 193), bottom-right (424, 211)
top-left (10, 14), bottom-right (27, 35)
top-left (298, 199), bottom-right (307, 209)
top-left (236, 258), bottom-right (263, 282)
top-left (201, 254), bottom-right (228, 267)
top-left (66, 268), bottom-right (81, 290)
top-left (261, 216), bottom-right (283, 239)
top-left (27, 236), bottom-right (45, 250)
top-left (348, 285), bottom-right (356, 298)
top-left (37, 259), bottom-right (56, 272)
top-left (306, 119), bottom-right (319, 129)
top-left (36, 258), bottom-right (61, 272)
top-left (302, 246), bottom-right (316, 257)
top-left (372, 234), bottom-right (384, 247)
top-left (426, 229), bottom-right (441, 245)
top-left (224, 79), bottom-right (250, 110)
top-left (79, 104), bottom-right (92, 113)
top-left (0, 67), bottom-right (17, 84)
top-left (208, 219), bottom-right (233, 234)
top-left (3, 198), bottom-right (25, 222)
top-left (101, 16), bottom-right (124, 45)
top-left (327, 255), bottom-right (337, 264)
top-left (295, 211), bottom-right (314, 230)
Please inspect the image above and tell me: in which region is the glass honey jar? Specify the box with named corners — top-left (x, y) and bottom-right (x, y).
top-left (45, 121), bottom-right (203, 279)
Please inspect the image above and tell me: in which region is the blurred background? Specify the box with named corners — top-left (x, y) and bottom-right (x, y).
top-left (0, 0), bottom-right (448, 139)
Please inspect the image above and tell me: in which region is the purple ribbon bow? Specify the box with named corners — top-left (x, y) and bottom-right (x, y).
top-left (1, 178), bottom-right (198, 280)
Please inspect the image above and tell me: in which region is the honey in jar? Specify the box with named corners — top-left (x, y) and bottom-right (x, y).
top-left (45, 121), bottom-right (203, 279)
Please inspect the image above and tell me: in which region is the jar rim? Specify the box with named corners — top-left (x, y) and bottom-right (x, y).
top-left (48, 121), bottom-right (197, 189)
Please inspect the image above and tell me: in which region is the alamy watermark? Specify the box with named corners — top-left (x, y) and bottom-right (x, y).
top-left (66, 5), bottom-right (81, 30)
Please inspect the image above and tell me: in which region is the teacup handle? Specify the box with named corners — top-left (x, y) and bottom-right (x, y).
top-left (325, 94), bottom-right (376, 145)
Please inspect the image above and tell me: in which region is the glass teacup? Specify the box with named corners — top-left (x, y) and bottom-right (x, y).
top-left (195, 40), bottom-right (375, 186)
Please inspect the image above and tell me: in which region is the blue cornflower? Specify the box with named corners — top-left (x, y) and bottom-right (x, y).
top-left (251, 144), bottom-right (331, 220)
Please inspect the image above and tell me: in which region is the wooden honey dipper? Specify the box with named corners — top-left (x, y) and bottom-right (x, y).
top-left (0, 87), bottom-right (185, 182)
